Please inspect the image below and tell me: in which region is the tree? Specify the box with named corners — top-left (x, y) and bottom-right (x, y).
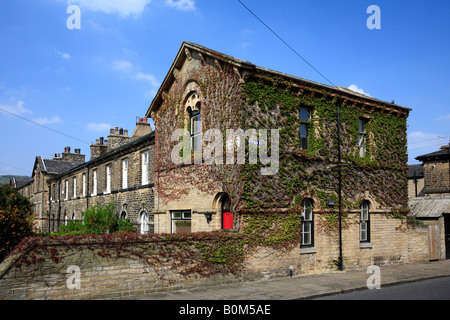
top-left (0, 185), bottom-right (35, 262)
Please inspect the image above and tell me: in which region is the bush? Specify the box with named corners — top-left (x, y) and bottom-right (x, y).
top-left (0, 185), bottom-right (35, 262)
top-left (57, 203), bottom-right (136, 235)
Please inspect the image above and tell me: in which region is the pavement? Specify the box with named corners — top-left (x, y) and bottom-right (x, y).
top-left (125, 260), bottom-right (450, 300)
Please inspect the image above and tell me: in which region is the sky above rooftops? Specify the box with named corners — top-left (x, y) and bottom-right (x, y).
top-left (0, 0), bottom-right (449, 176)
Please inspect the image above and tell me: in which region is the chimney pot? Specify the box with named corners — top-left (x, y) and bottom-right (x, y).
top-left (144, 117), bottom-right (148, 123)
top-left (100, 137), bottom-right (104, 145)
top-left (115, 127), bottom-right (119, 134)
top-left (119, 128), bottom-right (124, 135)
top-left (96, 139), bottom-right (100, 144)
top-left (68, 147), bottom-right (71, 153)
top-left (139, 118), bottom-right (143, 123)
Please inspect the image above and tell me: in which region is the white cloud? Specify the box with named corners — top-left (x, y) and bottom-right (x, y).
top-left (134, 72), bottom-right (159, 87)
top-left (112, 60), bottom-right (159, 87)
top-left (87, 122), bottom-right (112, 132)
top-left (56, 50), bottom-right (71, 60)
top-left (68, 0), bottom-right (152, 18)
top-left (113, 60), bottom-right (134, 72)
top-left (0, 101), bottom-right (32, 115)
top-left (348, 84), bottom-right (371, 97)
top-left (436, 113), bottom-right (450, 121)
top-left (165, 0), bottom-right (196, 11)
top-left (33, 116), bottom-right (62, 125)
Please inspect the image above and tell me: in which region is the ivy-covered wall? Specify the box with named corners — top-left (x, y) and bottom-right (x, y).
top-left (240, 70), bottom-right (409, 212)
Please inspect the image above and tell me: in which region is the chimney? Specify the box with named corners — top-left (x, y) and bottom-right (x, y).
top-left (90, 138), bottom-right (108, 160)
top-left (107, 126), bottom-right (130, 151)
top-left (62, 146), bottom-right (85, 163)
top-left (131, 117), bottom-right (152, 141)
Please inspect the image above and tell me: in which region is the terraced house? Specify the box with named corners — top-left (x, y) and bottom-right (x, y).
top-left (17, 42), bottom-right (433, 276)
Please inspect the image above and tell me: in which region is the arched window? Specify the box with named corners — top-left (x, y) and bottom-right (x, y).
top-left (140, 210), bottom-right (149, 234)
top-left (120, 211), bottom-right (127, 220)
top-left (301, 199), bottom-right (314, 247)
top-left (360, 200), bottom-right (370, 242)
top-left (190, 103), bottom-right (201, 152)
top-left (221, 194), bottom-right (232, 229)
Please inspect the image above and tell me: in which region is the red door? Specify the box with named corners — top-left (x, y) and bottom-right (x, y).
top-left (223, 212), bottom-right (233, 229)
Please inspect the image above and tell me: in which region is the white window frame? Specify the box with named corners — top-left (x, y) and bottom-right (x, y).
top-left (359, 119), bottom-right (368, 158)
top-left (106, 165), bottom-right (112, 194)
top-left (92, 169), bottom-right (97, 196)
top-left (122, 158), bottom-right (128, 189)
top-left (171, 210), bottom-right (192, 234)
top-left (73, 177), bottom-right (77, 199)
top-left (360, 201), bottom-right (370, 242)
top-left (142, 151), bottom-right (149, 185)
top-left (82, 173), bottom-right (86, 197)
top-left (301, 199), bottom-right (314, 247)
top-left (140, 210), bottom-right (149, 234)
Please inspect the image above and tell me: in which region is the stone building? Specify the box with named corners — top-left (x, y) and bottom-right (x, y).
top-left (146, 41), bottom-right (418, 271)
top-left (17, 119), bottom-right (154, 234)
top-left (409, 143), bottom-right (450, 260)
top-left (17, 148), bottom-right (85, 231)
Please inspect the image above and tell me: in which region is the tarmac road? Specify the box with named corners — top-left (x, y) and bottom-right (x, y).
top-left (315, 276), bottom-right (450, 300)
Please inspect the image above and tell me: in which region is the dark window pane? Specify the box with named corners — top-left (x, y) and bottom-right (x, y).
top-left (299, 108), bottom-right (310, 122)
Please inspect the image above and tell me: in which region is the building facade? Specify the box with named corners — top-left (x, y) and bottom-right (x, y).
top-left (146, 42), bottom-right (415, 270)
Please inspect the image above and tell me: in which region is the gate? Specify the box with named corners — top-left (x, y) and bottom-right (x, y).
top-left (428, 225), bottom-right (441, 261)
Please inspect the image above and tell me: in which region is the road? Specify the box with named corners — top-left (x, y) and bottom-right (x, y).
top-left (315, 276), bottom-right (450, 300)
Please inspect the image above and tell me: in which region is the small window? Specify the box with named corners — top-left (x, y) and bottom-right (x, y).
top-left (301, 199), bottom-right (314, 247)
top-left (142, 151), bottom-right (149, 185)
top-left (359, 119), bottom-right (368, 158)
top-left (171, 210), bottom-right (192, 233)
top-left (106, 165), bottom-right (112, 193)
top-left (122, 159), bottom-right (128, 189)
top-left (92, 170), bottom-right (97, 196)
top-left (140, 211), bottom-right (149, 234)
top-left (64, 180), bottom-right (69, 200)
top-left (190, 106), bottom-right (201, 152)
top-left (299, 107), bottom-right (310, 150)
top-left (82, 173), bottom-right (86, 197)
top-left (360, 201), bottom-right (370, 242)
top-left (73, 177), bottom-right (77, 199)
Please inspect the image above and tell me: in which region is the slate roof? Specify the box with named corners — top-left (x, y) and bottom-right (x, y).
top-left (416, 145), bottom-right (450, 162)
top-left (409, 195), bottom-right (450, 218)
top-left (42, 159), bottom-right (81, 175)
top-left (407, 164), bottom-right (424, 179)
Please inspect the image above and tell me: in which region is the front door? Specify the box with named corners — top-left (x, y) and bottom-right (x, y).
top-left (445, 214), bottom-right (450, 260)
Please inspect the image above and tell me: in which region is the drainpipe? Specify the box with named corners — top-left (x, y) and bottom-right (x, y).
top-left (335, 100), bottom-right (344, 271)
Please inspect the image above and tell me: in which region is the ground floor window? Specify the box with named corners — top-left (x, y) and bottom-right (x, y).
top-left (171, 210), bottom-right (192, 233)
top-left (140, 210), bottom-right (149, 234)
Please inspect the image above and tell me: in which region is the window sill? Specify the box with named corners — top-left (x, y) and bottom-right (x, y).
top-left (300, 247), bottom-right (317, 255)
top-left (360, 242), bottom-right (373, 249)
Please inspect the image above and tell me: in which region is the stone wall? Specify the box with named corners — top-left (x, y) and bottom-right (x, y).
top-left (423, 160), bottom-right (450, 195)
top-left (0, 213), bottom-right (433, 300)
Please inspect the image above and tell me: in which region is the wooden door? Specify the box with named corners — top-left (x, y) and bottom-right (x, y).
top-left (428, 225), bottom-right (441, 261)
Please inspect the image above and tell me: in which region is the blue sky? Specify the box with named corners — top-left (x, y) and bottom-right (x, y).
top-left (0, 0), bottom-right (449, 176)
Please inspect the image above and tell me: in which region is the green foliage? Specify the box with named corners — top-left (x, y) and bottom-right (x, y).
top-left (57, 203), bottom-right (135, 236)
top-left (0, 184), bottom-right (35, 262)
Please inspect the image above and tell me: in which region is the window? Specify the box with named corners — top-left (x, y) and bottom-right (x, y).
top-left (122, 159), bottom-right (128, 189)
top-left (92, 169), bottom-right (97, 196)
top-left (140, 210), bottom-right (149, 234)
top-left (82, 173), bottom-right (86, 197)
top-left (64, 180), bottom-right (69, 200)
top-left (359, 119), bottom-right (368, 158)
top-left (360, 201), bottom-right (370, 242)
top-left (171, 210), bottom-right (191, 233)
top-left (73, 177), bottom-right (77, 199)
top-left (190, 106), bottom-right (201, 152)
top-left (106, 165), bottom-right (112, 193)
top-left (299, 107), bottom-right (310, 150)
top-left (142, 151), bottom-right (149, 185)
top-left (301, 199), bottom-right (314, 247)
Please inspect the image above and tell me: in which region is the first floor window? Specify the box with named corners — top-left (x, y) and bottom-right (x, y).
top-left (360, 201), bottom-right (370, 242)
top-left (73, 177), bottom-right (77, 199)
top-left (299, 107), bottom-right (310, 150)
top-left (93, 170), bottom-right (97, 196)
top-left (142, 151), bottom-right (149, 185)
top-left (106, 165), bottom-right (112, 193)
top-left (301, 199), bottom-right (314, 247)
top-left (171, 210), bottom-right (191, 233)
top-left (122, 159), bottom-right (128, 189)
top-left (359, 118), bottom-right (368, 158)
